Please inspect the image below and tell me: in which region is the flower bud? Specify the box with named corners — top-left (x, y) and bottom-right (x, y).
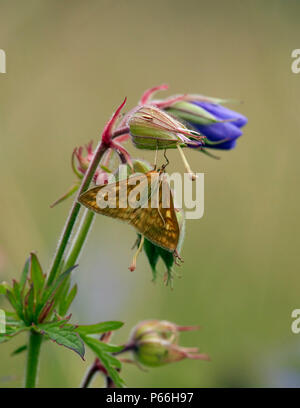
top-left (129, 320), bottom-right (209, 367)
top-left (167, 100), bottom-right (219, 126)
top-left (128, 106), bottom-right (204, 150)
top-left (166, 100), bottom-right (248, 150)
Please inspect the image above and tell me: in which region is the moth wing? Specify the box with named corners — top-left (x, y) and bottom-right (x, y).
top-left (130, 175), bottom-right (179, 252)
top-left (78, 173), bottom-right (151, 222)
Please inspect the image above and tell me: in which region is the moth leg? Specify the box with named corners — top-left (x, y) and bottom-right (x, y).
top-left (153, 142), bottom-right (158, 171)
top-left (173, 249), bottom-right (184, 266)
top-left (157, 177), bottom-right (166, 226)
top-left (131, 236), bottom-right (140, 250)
top-left (129, 235), bottom-right (145, 272)
top-left (158, 206), bottom-right (166, 226)
top-left (163, 149), bottom-right (169, 168)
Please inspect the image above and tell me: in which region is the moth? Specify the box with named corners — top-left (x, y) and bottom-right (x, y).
top-left (78, 169), bottom-right (180, 253)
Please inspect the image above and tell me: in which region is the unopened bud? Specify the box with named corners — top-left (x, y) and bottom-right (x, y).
top-left (128, 106), bottom-right (202, 150)
top-left (129, 320), bottom-right (209, 367)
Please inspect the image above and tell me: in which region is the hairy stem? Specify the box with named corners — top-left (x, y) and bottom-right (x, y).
top-left (24, 331), bottom-right (42, 388)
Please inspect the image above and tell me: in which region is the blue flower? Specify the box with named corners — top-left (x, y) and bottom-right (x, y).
top-left (191, 101), bottom-right (248, 150)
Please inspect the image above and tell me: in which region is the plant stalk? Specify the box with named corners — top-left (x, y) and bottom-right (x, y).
top-left (24, 331), bottom-right (42, 388)
top-left (63, 209), bottom-right (95, 271)
top-left (47, 141), bottom-right (107, 286)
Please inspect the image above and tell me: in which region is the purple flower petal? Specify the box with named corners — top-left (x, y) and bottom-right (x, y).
top-left (193, 122), bottom-right (242, 150)
top-left (193, 101), bottom-right (248, 128)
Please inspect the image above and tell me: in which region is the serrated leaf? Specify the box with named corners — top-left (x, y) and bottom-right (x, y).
top-left (35, 324), bottom-right (85, 360)
top-left (75, 321), bottom-right (123, 336)
top-left (82, 336), bottom-right (125, 388)
top-left (59, 283), bottom-right (77, 316)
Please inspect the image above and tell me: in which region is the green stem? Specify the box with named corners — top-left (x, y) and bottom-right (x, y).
top-left (47, 142), bottom-right (107, 286)
top-left (25, 331), bottom-right (42, 388)
top-left (64, 209), bottom-right (95, 271)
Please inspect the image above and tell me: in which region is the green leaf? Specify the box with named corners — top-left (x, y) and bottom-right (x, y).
top-left (36, 265), bottom-right (77, 318)
top-left (58, 283), bottom-right (77, 316)
top-left (20, 256), bottom-right (31, 291)
top-left (0, 282), bottom-right (8, 295)
top-left (23, 285), bottom-right (35, 323)
top-left (35, 324), bottom-right (85, 360)
top-left (75, 321), bottom-right (123, 336)
top-left (36, 316), bottom-right (71, 330)
top-left (29, 252), bottom-right (45, 301)
top-left (96, 342), bottom-right (124, 355)
top-left (50, 182), bottom-right (79, 208)
top-left (11, 344), bottom-right (27, 356)
top-left (0, 322), bottom-right (29, 344)
top-left (82, 335), bottom-right (125, 388)
top-left (5, 311), bottom-right (22, 323)
top-left (7, 284), bottom-right (24, 320)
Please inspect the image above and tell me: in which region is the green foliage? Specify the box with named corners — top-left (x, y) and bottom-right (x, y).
top-left (11, 344), bottom-right (28, 356)
top-left (0, 252), bottom-right (126, 386)
top-left (75, 321), bottom-right (124, 335)
top-left (82, 335), bottom-right (125, 388)
top-left (59, 283), bottom-right (77, 317)
top-left (0, 254), bottom-right (76, 326)
top-left (34, 321), bottom-right (85, 360)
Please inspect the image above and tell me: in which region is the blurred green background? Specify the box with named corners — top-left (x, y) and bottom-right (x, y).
top-left (1, 0), bottom-right (300, 388)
